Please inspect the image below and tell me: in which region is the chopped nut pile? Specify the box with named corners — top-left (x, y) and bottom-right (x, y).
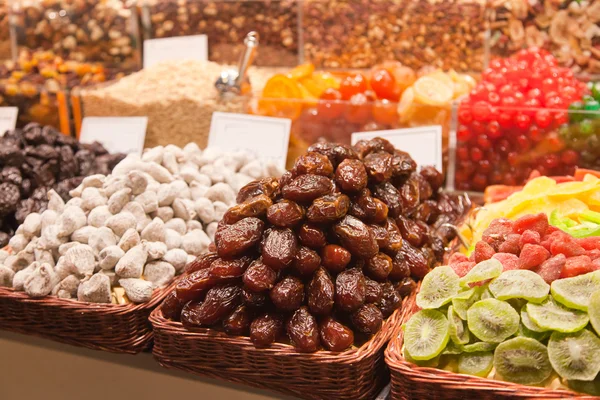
top-left (0, 143), bottom-right (281, 304)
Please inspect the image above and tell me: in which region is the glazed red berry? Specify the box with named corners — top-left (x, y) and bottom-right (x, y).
top-left (457, 125), bottom-right (472, 142)
top-left (471, 147), bottom-right (484, 162)
top-left (560, 150), bottom-right (579, 165)
top-left (487, 121), bottom-right (502, 138)
top-left (477, 135), bottom-right (492, 150)
top-left (515, 113), bottom-right (531, 130)
top-left (534, 110), bottom-right (552, 128)
top-left (472, 101), bottom-right (492, 121)
top-left (542, 154), bottom-right (560, 169)
top-left (458, 108), bottom-right (473, 125)
top-left (457, 146), bottom-right (470, 161)
top-left (516, 135), bottom-right (531, 151)
top-left (498, 112), bottom-right (513, 128)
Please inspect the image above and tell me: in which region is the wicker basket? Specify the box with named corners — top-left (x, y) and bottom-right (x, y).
top-left (150, 301), bottom-right (404, 400)
top-left (0, 283), bottom-right (175, 354)
top-left (385, 291), bottom-right (594, 400)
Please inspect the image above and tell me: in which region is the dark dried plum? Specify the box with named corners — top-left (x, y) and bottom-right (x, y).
top-left (261, 228), bottom-right (298, 270)
top-left (282, 174), bottom-right (333, 204)
top-left (0, 183), bottom-right (21, 217)
top-left (215, 217), bottom-right (264, 259)
top-left (307, 268), bottom-right (335, 316)
top-left (306, 193), bottom-right (350, 223)
top-left (287, 307), bottom-right (320, 352)
top-left (266, 200), bottom-right (304, 228)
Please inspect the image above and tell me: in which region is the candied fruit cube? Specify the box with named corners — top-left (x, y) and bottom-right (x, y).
top-left (513, 213), bottom-right (549, 236)
top-left (519, 244), bottom-right (550, 270)
top-left (561, 255), bottom-right (594, 278)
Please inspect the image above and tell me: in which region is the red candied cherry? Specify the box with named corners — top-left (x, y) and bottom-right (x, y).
top-left (457, 125), bottom-right (472, 142)
top-left (561, 86), bottom-right (578, 102)
top-left (523, 98), bottom-right (541, 109)
top-left (369, 68), bottom-right (399, 101)
top-left (372, 99), bottom-right (398, 125)
top-left (471, 84), bottom-right (490, 101)
top-left (527, 88), bottom-right (542, 100)
top-left (514, 91), bottom-right (525, 105)
top-left (535, 165), bottom-right (548, 176)
top-left (497, 139), bottom-right (511, 154)
top-left (490, 58), bottom-right (504, 70)
top-left (471, 147), bottom-right (484, 162)
top-left (545, 96), bottom-right (565, 109)
top-left (501, 96), bottom-right (517, 108)
top-left (529, 125), bottom-right (543, 142)
top-left (542, 154), bottom-right (560, 170)
top-left (487, 120), bottom-right (502, 138)
top-left (507, 152), bottom-right (519, 166)
top-left (472, 174), bottom-right (488, 190)
top-left (546, 135), bottom-right (564, 152)
top-left (478, 159), bottom-right (492, 173)
top-left (486, 150), bottom-right (501, 164)
top-left (560, 69), bottom-right (574, 79)
top-left (529, 70), bottom-right (545, 89)
top-left (503, 173), bottom-right (517, 186)
top-left (554, 112), bottom-right (568, 125)
top-left (471, 120), bottom-right (486, 135)
top-left (489, 171), bottom-right (503, 184)
top-left (481, 67), bottom-right (494, 81)
top-left (472, 101), bottom-right (492, 121)
top-left (477, 135), bottom-right (492, 150)
top-left (458, 108), bottom-right (473, 125)
top-left (498, 84), bottom-right (515, 97)
top-left (517, 78), bottom-right (529, 91)
top-left (459, 160), bottom-right (476, 176)
top-left (516, 135), bottom-right (531, 151)
top-left (339, 73), bottom-right (369, 100)
top-left (488, 92), bottom-right (501, 105)
top-left (488, 71), bottom-right (507, 88)
top-left (498, 112), bottom-right (513, 128)
top-left (345, 92), bottom-right (371, 124)
top-left (456, 146), bottom-right (470, 161)
top-left (318, 88), bottom-right (345, 119)
top-left (561, 149), bottom-right (579, 165)
top-left (515, 113), bottom-right (532, 130)
top-left (534, 109), bottom-right (552, 128)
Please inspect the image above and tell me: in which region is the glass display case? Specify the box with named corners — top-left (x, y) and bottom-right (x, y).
top-left (302, 0), bottom-right (488, 71)
top-left (10, 0), bottom-right (141, 72)
top-left (140, 0), bottom-right (300, 67)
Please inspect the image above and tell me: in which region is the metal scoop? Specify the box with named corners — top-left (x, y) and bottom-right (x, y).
top-left (215, 31), bottom-right (259, 97)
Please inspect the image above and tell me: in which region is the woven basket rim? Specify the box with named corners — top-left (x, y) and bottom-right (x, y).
top-left (384, 289), bottom-right (592, 398)
top-left (150, 295), bottom-right (406, 364)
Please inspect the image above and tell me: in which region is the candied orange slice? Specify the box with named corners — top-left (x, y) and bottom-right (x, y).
top-left (287, 63), bottom-right (315, 81)
top-left (413, 76), bottom-right (453, 106)
top-left (427, 70), bottom-right (454, 88)
top-left (300, 72), bottom-right (340, 98)
top-left (259, 74), bottom-right (304, 121)
top-left (398, 86), bottom-right (415, 123)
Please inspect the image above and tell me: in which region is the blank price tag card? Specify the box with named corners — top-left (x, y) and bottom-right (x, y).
top-left (0, 107), bottom-right (18, 137)
top-left (79, 117), bottom-right (148, 156)
top-left (143, 35), bottom-right (208, 69)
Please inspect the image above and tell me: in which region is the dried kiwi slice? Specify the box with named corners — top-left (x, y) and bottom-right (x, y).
top-left (464, 342), bottom-right (497, 353)
top-left (526, 298), bottom-right (589, 333)
top-left (568, 379), bottom-right (600, 396)
top-left (493, 337), bottom-right (552, 385)
top-left (520, 309), bottom-right (548, 333)
top-left (548, 330), bottom-right (600, 381)
top-left (458, 351), bottom-right (494, 378)
top-left (467, 299), bottom-right (520, 343)
top-left (448, 305), bottom-right (470, 345)
top-left (404, 309), bottom-right (450, 361)
top-left (588, 290), bottom-right (600, 336)
top-left (452, 287), bottom-right (481, 320)
top-left (551, 271), bottom-right (600, 311)
top-left (403, 347), bottom-right (441, 367)
top-left (517, 323), bottom-right (551, 343)
top-left (416, 266), bottom-right (460, 309)
top-left (489, 270), bottom-right (550, 303)
top-left (459, 259), bottom-right (503, 288)
top-left (443, 341), bottom-right (465, 355)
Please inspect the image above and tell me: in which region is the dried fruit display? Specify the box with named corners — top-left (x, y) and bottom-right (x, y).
top-left (0, 0), bottom-right (10, 60)
top-left (141, 0), bottom-right (299, 67)
top-left (0, 143), bottom-right (280, 303)
top-left (454, 48), bottom-right (595, 191)
top-left (489, 0), bottom-right (600, 76)
top-left (0, 123), bottom-right (125, 248)
top-left (252, 63), bottom-right (475, 165)
top-left (302, 0), bottom-right (487, 71)
top-left (11, 0), bottom-right (140, 71)
top-left (162, 137), bottom-right (470, 352)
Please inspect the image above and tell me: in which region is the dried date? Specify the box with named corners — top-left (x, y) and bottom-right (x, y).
top-left (365, 278), bottom-right (383, 304)
top-left (420, 166), bottom-right (444, 192)
top-left (287, 307), bottom-right (320, 352)
top-left (161, 290), bottom-right (186, 321)
top-left (350, 190), bottom-right (388, 224)
top-left (363, 152), bottom-right (393, 183)
top-left (215, 217), bottom-right (264, 259)
top-left (183, 285), bottom-right (241, 326)
top-left (321, 244), bottom-right (351, 274)
top-left (236, 177), bottom-right (280, 204)
top-left (242, 287), bottom-right (268, 309)
top-left (390, 251), bottom-right (411, 281)
top-left (351, 304), bottom-right (383, 334)
top-left (261, 228), bottom-right (298, 270)
top-left (379, 282), bottom-right (402, 318)
top-left (372, 182), bottom-right (402, 218)
top-left (293, 152), bottom-right (334, 177)
top-left (223, 194), bottom-right (272, 224)
top-left (297, 223), bottom-right (327, 249)
top-left (400, 175), bottom-right (421, 215)
top-left (354, 138), bottom-right (395, 158)
top-left (391, 150), bottom-right (417, 178)
top-left (394, 277), bottom-right (417, 298)
top-left (334, 215), bottom-right (379, 259)
top-left (186, 252), bottom-right (219, 273)
top-left (364, 253), bottom-right (393, 282)
top-left (266, 200), bottom-right (304, 228)
top-left (307, 268), bottom-right (335, 316)
top-left (396, 215), bottom-right (426, 248)
top-left (223, 305), bottom-right (253, 336)
top-left (176, 269), bottom-right (217, 302)
top-left (307, 141), bottom-right (358, 167)
top-left (292, 246), bottom-right (321, 277)
top-left (270, 276), bottom-right (305, 312)
top-left (334, 159), bottom-right (367, 193)
top-left (209, 256), bottom-right (252, 279)
top-left (281, 174), bottom-right (333, 203)
top-left (243, 259), bottom-right (278, 292)
top-left (319, 316), bottom-right (354, 352)
top-left (399, 239), bottom-right (430, 279)
top-left (250, 312), bottom-right (284, 347)
top-left (306, 193), bottom-right (350, 223)
top-left (335, 269), bottom-right (366, 313)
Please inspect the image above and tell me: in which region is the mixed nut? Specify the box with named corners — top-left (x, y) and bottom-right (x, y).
top-left (161, 138), bottom-right (469, 352)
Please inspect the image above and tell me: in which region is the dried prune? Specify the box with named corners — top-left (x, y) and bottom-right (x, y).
top-left (266, 200), bottom-right (304, 228)
top-left (351, 304), bottom-right (383, 334)
top-left (394, 277), bottom-right (417, 298)
top-left (59, 145), bottom-right (76, 180)
top-left (209, 256), bottom-right (252, 279)
top-left (293, 152), bottom-right (334, 177)
top-left (335, 269), bottom-right (366, 313)
top-left (354, 137), bottom-right (395, 158)
top-left (379, 282), bottom-right (402, 318)
top-left (215, 217), bottom-right (264, 259)
top-left (334, 215), bottom-right (378, 259)
top-left (335, 159), bottom-right (367, 193)
top-left (223, 305), bottom-right (253, 335)
top-left (242, 287), bottom-right (268, 309)
top-left (306, 193), bottom-right (350, 223)
top-left (75, 149), bottom-right (94, 176)
top-left (391, 150), bottom-right (417, 177)
top-left (270, 276), bottom-right (305, 311)
top-left (365, 278), bottom-right (383, 304)
top-left (321, 244), bottom-right (351, 274)
top-left (400, 175), bottom-right (421, 215)
top-left (350, 190), bottom-right (388, 224)
top-left (0, 183), bottom-right (21, 217)
top-left (0, 145), bottom-right (24, 167)
top-left (176, 269), bottom-right (218, 302)
top-left (420, 165), bottom-right (444, 192)
top-left (364, 253), bottom-right (393, 282)
top-left (183, 285), bottom-right (241, 326)
top-left (396, 215), bottom-right (426, 248)
top-left (282, 174), bottom-right (333, 204)
top-left (390, 251), bottom-right (411, 280)
top-left (261, 228), bottom-right (298, 270)
top-left (399, 239), bottom-right (430, 279)
top-left (0, 167), bottom-right (22, 186)
top-left (298, 223), bottom-right (327, 249)
top-left (236, 177), bottom-right (280, 204)
top-left (223, 194), bottom-right (272, 224)
top-left (319, 317), bottom-right (354, 352)
top-left (161, 290), bottom-right (187, 321)
top-left (287, 307), bottom-right (320, 352)
top-left (250, 312), bottom-right (284, 347)
top-left (363, 152), bottom-right (393, 183)
top-left (243, 259), bottom-right (278, 292)
top-left (292, 246), bottom-right (321, 276)
top-left (372, 182), bottom-right (402, 218)
top-left (186, 252), bottom-right (220, 273)
top-left (307, 268), bottom-right (334, 316)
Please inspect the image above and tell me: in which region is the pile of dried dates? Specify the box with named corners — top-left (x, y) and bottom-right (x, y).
top-left (161, 138), bottom-right (469, 352)
top-left (0, 123), bottom-right (125, 247)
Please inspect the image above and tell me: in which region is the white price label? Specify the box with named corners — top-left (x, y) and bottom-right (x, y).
top-left (143, 35), bottom-right (208, 69)
top-left (0, 107), bottom-right (18, 136)
top-left (352, 126), bottom-right (443, 171)
top-left (208, 112), bottom-right (291, 169)
top-left (79, 117), bottom-right (147, 156)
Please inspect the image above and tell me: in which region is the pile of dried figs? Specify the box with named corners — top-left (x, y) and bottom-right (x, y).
top-left (161, 138), bottom-right (468, 352)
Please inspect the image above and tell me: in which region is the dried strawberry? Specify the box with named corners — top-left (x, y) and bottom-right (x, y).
top-left (561, 255), bottom-right (594, 278)
top-left (519, 244), bottom-right (550, 270)
top-left (577, 237), bottom-right (600, 251)
top-left (550, 236), bottom-right (586, 257)
top-left (448, 252), bottom-right (468, 266)
top-left (513, 213), bottom-right (549, 236)
top-left (492, 252), bottom-right (519, 271)
top-left (532, 254), bottom-right (565, 284)
top-left (474, 241), bottom-right (495, 263)
top-left (593, 258), bottom-right (600, 271)
top-left (498, 234), bottom-right (521, 255)
top-left (482, 218), bottom-right (514, 250)
top-left (450, 261), bottom-right (475, 278)
top-left (519, 230), bottom-right (541, 247)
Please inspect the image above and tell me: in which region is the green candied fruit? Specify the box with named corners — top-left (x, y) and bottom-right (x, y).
top-left (569, 101), bottom-right (585, 123)
top-left (592, 82), bottom-right (600, 102)
top-left (579, 119), bottom-right (594, 136)
top-left (584, 100), bottom-right (600, 119)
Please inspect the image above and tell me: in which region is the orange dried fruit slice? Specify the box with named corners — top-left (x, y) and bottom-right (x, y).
top-left (300, 72), bottom-right (340, 98)
top-left (413, 76), bottom-right (453, 107)
top-left (259, 74), bottom-right (304, 121)
top-left (287, 63), bottom-right (315, 81)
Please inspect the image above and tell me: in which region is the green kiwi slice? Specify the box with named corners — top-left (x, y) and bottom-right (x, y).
top-left (459, 259), bottom-right (503, 288)
top-left (526, 298), bottom-right (589, 333)
top-left (520, 308), bottom-right (548, 333)
top-left (548, 329), bottom-right (600, 381)
top-left (551, 271), bottom-right (600, 311)
top-left (404, 309), bottom-right (450, 361)
top-left (493, 337), bottom-right (552, 385)
top-left (443, 341), bottom-right (465, 355)
top-left (403, 347), bottom-right (441, 368)
top-left (463, 342), bottom-right (497, 353)
top-left (489, 269), bottom-right (550, 303)
top-left (448, 305), bottom-right (470, 345)
top-left (467, 298), bottom-right (520, 343)
top-left (452, 287), bottom-right (481, 320)
top-left (458, 351), bottom-right (494, 378)
top-left (416, 266), bottom-right (460, 309)
top-left (588, 290), bottom-right (600, 336)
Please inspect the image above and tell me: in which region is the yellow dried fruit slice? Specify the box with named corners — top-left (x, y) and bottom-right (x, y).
top-left (413, 76), bottom-right (453, 107)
